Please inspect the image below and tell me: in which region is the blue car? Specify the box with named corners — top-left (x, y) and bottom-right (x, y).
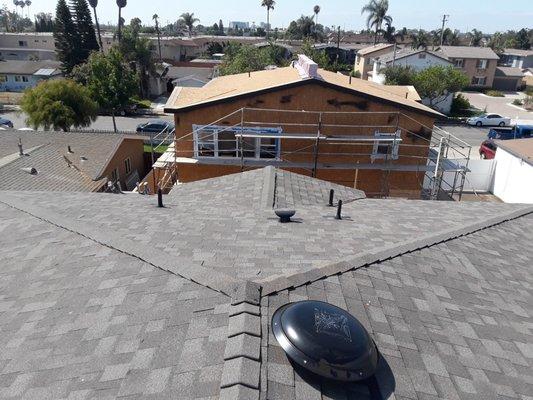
top-left (0, 117), bottom-right (13, 128)
top-left (488, 125), bottom-right (533, 140)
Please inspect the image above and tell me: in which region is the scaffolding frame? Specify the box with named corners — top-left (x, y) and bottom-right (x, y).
top-left (152, 107), bottom-right (472, 199)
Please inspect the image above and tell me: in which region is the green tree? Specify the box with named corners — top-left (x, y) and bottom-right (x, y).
top-left (361, 0), bottom-right (392, 45)
top-left (380, 21), bottom-right (403, 44)
top-left (116, 0), bottom-right (127, 43)
top-left (515, 28), bottom-right (531, 50)
top-left (88, 0), bottom-right (103, 51)
top-left (301, 40), bottom-right (330, 69)
top-left (74, 49), bottom-right (138, 131)
top-left (219, 44), bottom-right (274, 75)
top-left (180, 12), bottom-right (199, 37)
top-left (383, 65), bottom-right (417, 85)
top-left (469, 29), bottom-right (483, 46)
top-left (20, 79), bottom-right (98, 131)
top-left (261, 0), bottom-right (275, 39)
top-left (413, 66), bottom-right (470, 109)
top-left (410, 29), bottom-right (430, 50)
top-left (71, 0), bottom-right (100, 57)
top-left (119, 26), bottom-right (155, 98)
top-left (54, 0), bottom-right (81, 73)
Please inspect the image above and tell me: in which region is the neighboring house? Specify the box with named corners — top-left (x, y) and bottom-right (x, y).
top-left (437, 45), bottom-right (499, 89)
top-left (369, 49), bottom-right (455, 113)
top-left (1, 168), bottom-right (533, 400)
top-left (493, 67), bottom-right (525, 91)
top-left (492, 138), bottom-right (533, 203)
top-left (0, 131), bottom-right (147, 192)
top-left (162, 55), bottom-right (442, 199)
top-left (499, 48), bottom-right (533, 69)
top-left (0, 60), bottom-right (62, 92)
top-left (166, 66), bottom-right (215, 88)
top-left (354, 43), bottom-right (395, 79)
top-left (370, 48), bottom-right (453, 85)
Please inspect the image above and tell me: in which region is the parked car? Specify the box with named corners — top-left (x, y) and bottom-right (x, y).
top-left (0, 117), bottom-right (13, 128)
top-left (136, 120), bottom-right (174, 134)
top-left (488, 125), bottom-right (533, 140)
top-left (479, 140), bottom-right (497, 159)
top-left (467, 114), bottom-right (511, 127)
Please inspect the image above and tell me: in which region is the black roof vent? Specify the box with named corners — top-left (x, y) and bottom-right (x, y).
top-left (272, 300), bottom-right (378, 382)
top-left (275, 209), bottom-right (296, 223)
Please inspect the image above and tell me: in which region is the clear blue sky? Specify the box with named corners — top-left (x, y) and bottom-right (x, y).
top-left (21, 0), bottom-right (533, 33)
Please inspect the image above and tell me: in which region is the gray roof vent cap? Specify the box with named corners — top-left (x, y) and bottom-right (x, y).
top-left (272, 300), bottom-right (379, 382)
top-left (275, 209), bottom-right (296, 223)
top-left (21, 167), bottom-right (38, 175)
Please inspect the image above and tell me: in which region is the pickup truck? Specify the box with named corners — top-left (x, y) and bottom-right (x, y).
top-left (488, 125), bottom-right (533, 140)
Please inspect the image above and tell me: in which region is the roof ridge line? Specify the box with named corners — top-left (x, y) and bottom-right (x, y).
top-left (258, 205), bottom-right (533, 295)
top-left (0, 196), bottom-right (242, 299)
top-left (0, 143), bottom-right (48, 169)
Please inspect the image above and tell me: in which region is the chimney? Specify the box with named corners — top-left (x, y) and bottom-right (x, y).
top-left (18, 138), bottom-right (23, 156)
top-left (295, 54), bottom-right (319, 79)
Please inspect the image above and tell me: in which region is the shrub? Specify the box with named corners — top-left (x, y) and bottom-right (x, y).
top-left (450, 94), bottom-right (472, 116)
top-left (351, 70), bottom-right (361, 78)
top-left (512, 99), bottom-right (524, 106)
top-left (485, 90), bottom-right (504, 97)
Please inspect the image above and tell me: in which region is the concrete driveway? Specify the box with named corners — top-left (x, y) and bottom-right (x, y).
top-left (461, 91), bottom-right (532, 122)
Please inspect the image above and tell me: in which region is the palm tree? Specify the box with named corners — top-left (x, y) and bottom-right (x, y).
top-left (88, 0), bottom-right (103, 51)
top-left (24, 0), bottom-right (31, 19)
top-left (116, 0), bottom-right (127, 43)
top-left (380, 21), bottom-right (403, 44)
top-left (313, 5), bottom-right (320, 25)
top-left (469, 29), bottom-right (483, 47)
top-left (410, 29), bottom-right (430, 50)
top-left (153, 14), bottom-right (162, 61)
top-left (18, 1), bottom-right (25, 20)
top-left (261, 0), bottom-right (275, 40)
top-left (361, 0), bottom-right (392, 45)
top-left (180, 12), bottom-right (199, 37)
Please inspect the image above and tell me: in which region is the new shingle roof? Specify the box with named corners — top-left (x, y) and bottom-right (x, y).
top-left (164, 65), bottom-right (440, 116)
top-left (438, 46), bottom-right (499, 60)
top-left (0, 167), bottom-right (532, 400)
top-left (376, 49), bottom-right (452, 65)
top-left (0, 131), bottom-right (144, 192)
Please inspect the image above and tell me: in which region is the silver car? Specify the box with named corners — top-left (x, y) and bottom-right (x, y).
top-left (467, 113), bottom-right (511, 127)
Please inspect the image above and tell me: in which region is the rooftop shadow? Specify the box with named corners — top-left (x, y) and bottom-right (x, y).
top-left (290, 352), bottom-right (395, 400)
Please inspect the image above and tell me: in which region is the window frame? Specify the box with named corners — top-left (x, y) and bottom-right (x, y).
top-left (453, 58), bottom-right (465, 68)
top-left (371, 130), bottom-right (401, 162)
top-left (193, 125), bottom-right (281, 160)
top-left (124, 157), bottom-right (132, 175)
top-left (476, 59), bottom-right (488, 69)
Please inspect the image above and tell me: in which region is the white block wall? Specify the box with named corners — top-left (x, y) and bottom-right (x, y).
top-left (492, 148), bottom-right (533, 204)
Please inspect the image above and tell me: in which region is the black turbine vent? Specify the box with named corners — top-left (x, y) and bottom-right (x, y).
top-left (272, 300), bottom-right (379, 382)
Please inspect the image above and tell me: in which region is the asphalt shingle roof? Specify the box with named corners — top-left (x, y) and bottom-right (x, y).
top-left (0, 131), bottom-right (143, 192)
top-left (438, 46), bottom-right (500, 60)
top-left (0, 167), bottom-right (532, 400)
top-left (0, 60), bottom-right (62, 75)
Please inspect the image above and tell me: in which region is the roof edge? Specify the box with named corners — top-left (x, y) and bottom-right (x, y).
top-left (164, 77), bottom-right (442, 118)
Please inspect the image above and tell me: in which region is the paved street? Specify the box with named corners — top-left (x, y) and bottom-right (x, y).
top-left (0, 110), bottom-right (174, 132)
top-left (461, 91), bottom-right (533, 122)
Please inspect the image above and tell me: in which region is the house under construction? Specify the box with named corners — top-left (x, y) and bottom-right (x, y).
top-left (151, 55), bottom-right (470, 199)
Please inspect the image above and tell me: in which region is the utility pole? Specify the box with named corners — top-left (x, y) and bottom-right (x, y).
top-left (439, 14), bottom-right (449, 47)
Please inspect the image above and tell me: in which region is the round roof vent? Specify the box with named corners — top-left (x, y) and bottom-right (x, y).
top-left (274, 209), bottom-right (296, 223)
top-left (272, 300), bottom-right (378, 382)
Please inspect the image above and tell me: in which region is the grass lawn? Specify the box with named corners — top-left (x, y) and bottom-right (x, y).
top-left (144, 144), bottom-right (168, 154)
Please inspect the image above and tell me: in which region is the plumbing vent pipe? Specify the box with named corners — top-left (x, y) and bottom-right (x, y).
top-left (67, 145), bottom-right (73, 153)
top-left (336, 200), bottom-right (343, 220)
top-left (18, 139), bottom-right (23, 156)
top-left (328, 189), bottom-right (334, 207)
top-left (80, 156), bottom-right (88, 161)
top-left (21, 167), bottom-right (37, 175)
